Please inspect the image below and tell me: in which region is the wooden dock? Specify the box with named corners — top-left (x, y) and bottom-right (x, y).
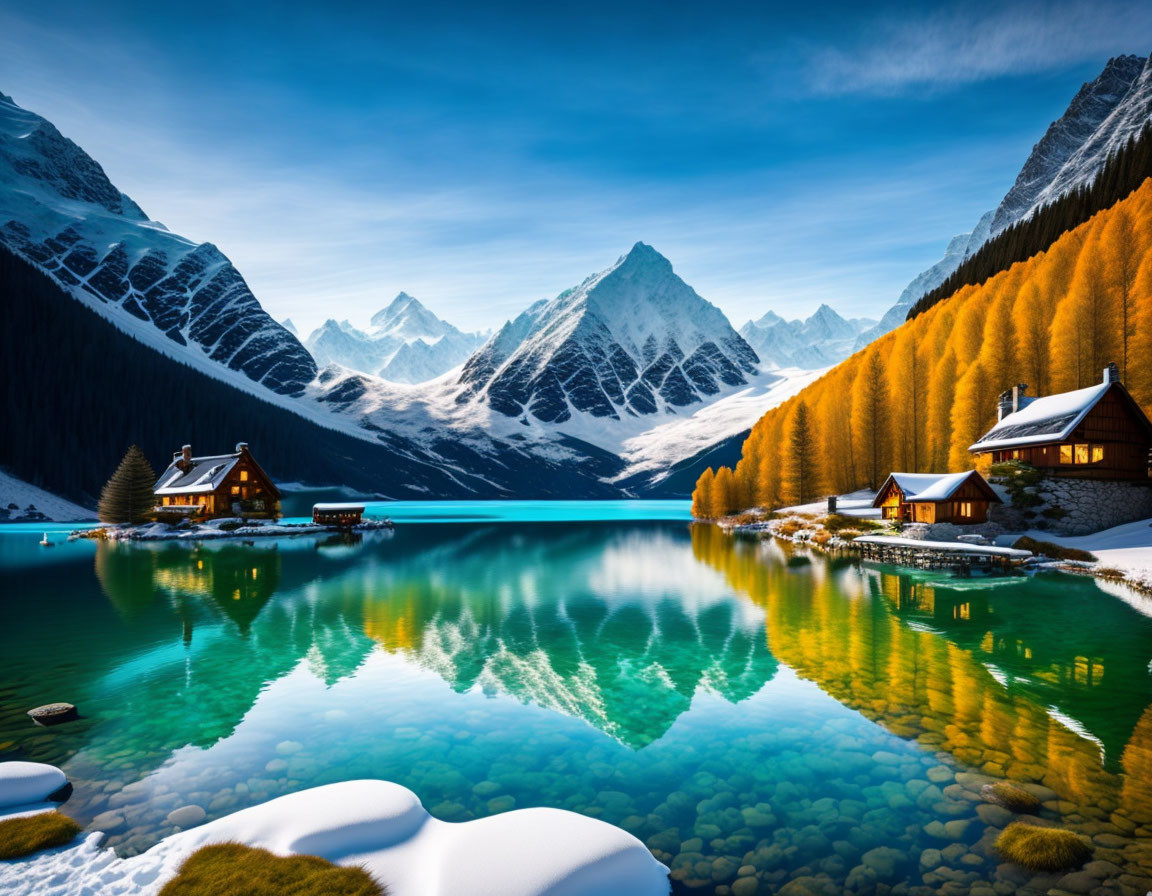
top-left (853, 535), bottom-right (1032, 575)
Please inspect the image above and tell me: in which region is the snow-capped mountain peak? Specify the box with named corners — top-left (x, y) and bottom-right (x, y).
top-left (456, 242), bottom-right (760, 423)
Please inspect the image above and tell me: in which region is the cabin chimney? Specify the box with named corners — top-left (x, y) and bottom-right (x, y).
top-left (997, 389), bottom-right (1014, 421)
top-left (176, 444), bottom-right (193, 473)
top-left (1103, 362), bottom-right (1119, 385)
top-left (1012, 383), bottom-right (1028, 413)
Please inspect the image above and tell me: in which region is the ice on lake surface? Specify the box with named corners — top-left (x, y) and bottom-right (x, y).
top-left (1, 502), bottom-right (1151, 894)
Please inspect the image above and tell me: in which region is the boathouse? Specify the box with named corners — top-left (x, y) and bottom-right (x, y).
top-left (154, 443), bottom-right (281, 519)
top-left (312, 503), bottom-right (365, 527)
top-left (969, 364), bottom-right (1152, 480)
top-left (873, 470), bottom-right (1001, 524)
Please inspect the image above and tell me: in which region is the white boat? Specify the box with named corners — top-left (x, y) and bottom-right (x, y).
top-left (39, 532), bottom-right (53, 547)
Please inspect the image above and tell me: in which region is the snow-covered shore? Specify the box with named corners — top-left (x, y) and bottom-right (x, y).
top-left (0, 471), bottom-right (95, 523)
top-left (72, 517), bottom-right (394, 542)
top-left (716, 490), bottom-right (1152, 593)
top-left (0, 774), bottom-right (670, 896)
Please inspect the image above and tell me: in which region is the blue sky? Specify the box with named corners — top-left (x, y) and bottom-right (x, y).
top-left (1, 0), bottom-right (1150, 334)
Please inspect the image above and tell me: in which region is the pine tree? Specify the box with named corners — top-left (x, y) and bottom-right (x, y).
top-left (98, 446), bottom-right (157, 524)
top-left (713, 466), bottom-right (737, 518)
top-left (692, 468), bottom-right (715, 519)
top-left (850, 351), bottom-right (890, 489)
top-left (783, 400), bottom-right (819, 505)
top-left (1101, 206), bottom-right (1141, 380)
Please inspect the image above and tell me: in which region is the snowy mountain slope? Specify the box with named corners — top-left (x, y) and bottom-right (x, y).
top-left (304, 293), bottom-right (487, 384)
top-left (740, 305), bottom-right (875, 369)
top-left (456, 242), bottom-right (760, 423)
top-left (859, 53), bottom-right (1152, 348)
top-left (0, 91), bottom-right (316, 395)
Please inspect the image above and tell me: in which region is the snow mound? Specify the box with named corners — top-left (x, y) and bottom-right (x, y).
top-left (0, 780), bottom-right (670, 896)
top-left (0, 761), bottom-right (67, 808)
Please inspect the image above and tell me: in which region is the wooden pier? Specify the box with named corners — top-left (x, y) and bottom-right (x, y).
top-left (853, 535), bottom-right (1032, 575)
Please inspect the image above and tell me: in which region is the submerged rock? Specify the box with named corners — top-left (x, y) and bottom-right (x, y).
top-left (26, 703), bottom-right (78, 726)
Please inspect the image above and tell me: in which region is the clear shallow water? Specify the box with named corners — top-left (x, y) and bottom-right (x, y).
top-left (1, 504), bottom-right (1151, 895)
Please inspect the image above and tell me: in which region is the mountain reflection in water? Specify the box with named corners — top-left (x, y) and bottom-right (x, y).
top-left (1, 517), bottom-right (1150, 892)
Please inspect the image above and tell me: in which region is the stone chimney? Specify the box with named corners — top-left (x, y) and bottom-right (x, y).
top-left (1103, 362), bottom-right (1119, 385)
top-left (997, 389), bottom-right (1014, 421)
top-left (176, 444), bottom-right (193, 473)
top-left (1012, 383), bottom-right (1028, 413)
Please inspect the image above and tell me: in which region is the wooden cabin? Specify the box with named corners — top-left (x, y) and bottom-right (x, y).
top-left (153, 442), bottom-right (281, 519)
top-left (873, 470), bottom-right (1001, 525)
top-left (969, 364), bottom-right (1152, 480)
top-left (312, 503), bottom-right (364, 527)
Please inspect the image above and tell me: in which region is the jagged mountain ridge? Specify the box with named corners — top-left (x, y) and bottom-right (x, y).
top-left (305, 292), bottom-right (488, 384)
top-left (0, 91), bottom-right (316, 395)
top-left (457, 242), bottom-right (760, 423)
top-left (858, 53), bottom-right (1152, 348)
top-left (739, 304), bottom-right (876, 369)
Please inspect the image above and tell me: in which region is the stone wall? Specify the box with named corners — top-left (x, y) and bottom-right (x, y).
top-left (989, 475), bottom-right (1152, 536)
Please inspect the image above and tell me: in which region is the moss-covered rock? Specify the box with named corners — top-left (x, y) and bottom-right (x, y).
top-left (982, 782), bottom-right (1041, 814)
top-left (995, 822), bottom-right (1092, 871)
top-left (158, 843), bottom-right (384, 896)
top-left (0, 812), bottom-right (82, 859)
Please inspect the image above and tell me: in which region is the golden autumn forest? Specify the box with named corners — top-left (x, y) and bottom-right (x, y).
top-left (692, 179), bottom-right (1152, 519)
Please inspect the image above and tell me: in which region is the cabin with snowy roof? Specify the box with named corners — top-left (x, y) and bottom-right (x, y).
top-left (969, 365), bottom-right (1152, 481)
top-left (153, 442), bottom-right (281, 519)
top-left (873, 470), bottom-right (1001, 525)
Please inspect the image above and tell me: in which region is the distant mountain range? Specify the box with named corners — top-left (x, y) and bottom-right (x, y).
top-left (3, 52), bottom-right (1149, 504)
top-left (305, 293), bottom-right (489, 384)
top-left (739, 305), bottom-right (876, 370)
top-left (857, 52), bottom-right (1152, 347)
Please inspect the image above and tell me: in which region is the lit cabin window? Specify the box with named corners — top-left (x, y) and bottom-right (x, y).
top-left (1074, 443), bottom-right (1090, 464)
top-left (1060, 445), bottom-right (1073, 463)
top-left (1091, 445), bottom-right (1104, 462)
top-left (960, 502), bottom-right (972, 517)
top-left (231, 485), bottom-right (240, 495)
top-left (240, 470), bottom-right (249, 482)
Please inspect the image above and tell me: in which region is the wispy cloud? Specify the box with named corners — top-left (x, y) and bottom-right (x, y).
top-left (806, 0), bottom-right (1152, 95)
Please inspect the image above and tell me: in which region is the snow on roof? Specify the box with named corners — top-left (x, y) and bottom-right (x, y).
top-left (875, 471), bottom-right (994, 505)
top-left (970, 382), bottom-right (1110, 451)
top-left (313, 503), bottom-right (366, 512)
top-left (154, 453), bottom-right (239, 495)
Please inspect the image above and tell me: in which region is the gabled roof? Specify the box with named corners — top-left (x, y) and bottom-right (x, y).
top-left (154, 453), bottom-right (240, 495)
top-left (873, 470), bottom-right (1001, 506)
top-left (969, 382), bottom-right (1110, 451)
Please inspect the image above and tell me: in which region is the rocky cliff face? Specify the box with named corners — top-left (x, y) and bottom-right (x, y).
top-left (456, 242), bottom-right (760, 423)
top-left (0, 91), bottom-right (316, 395)
top-left (859, 54), bottom-right (1152, 348)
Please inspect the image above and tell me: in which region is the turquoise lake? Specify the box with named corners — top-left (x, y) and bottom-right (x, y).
top-left (1, 502), bottom-right (1151, 894)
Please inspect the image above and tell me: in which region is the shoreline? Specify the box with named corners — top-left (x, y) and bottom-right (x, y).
top-left (69, 518), bottom-right (395, 543)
